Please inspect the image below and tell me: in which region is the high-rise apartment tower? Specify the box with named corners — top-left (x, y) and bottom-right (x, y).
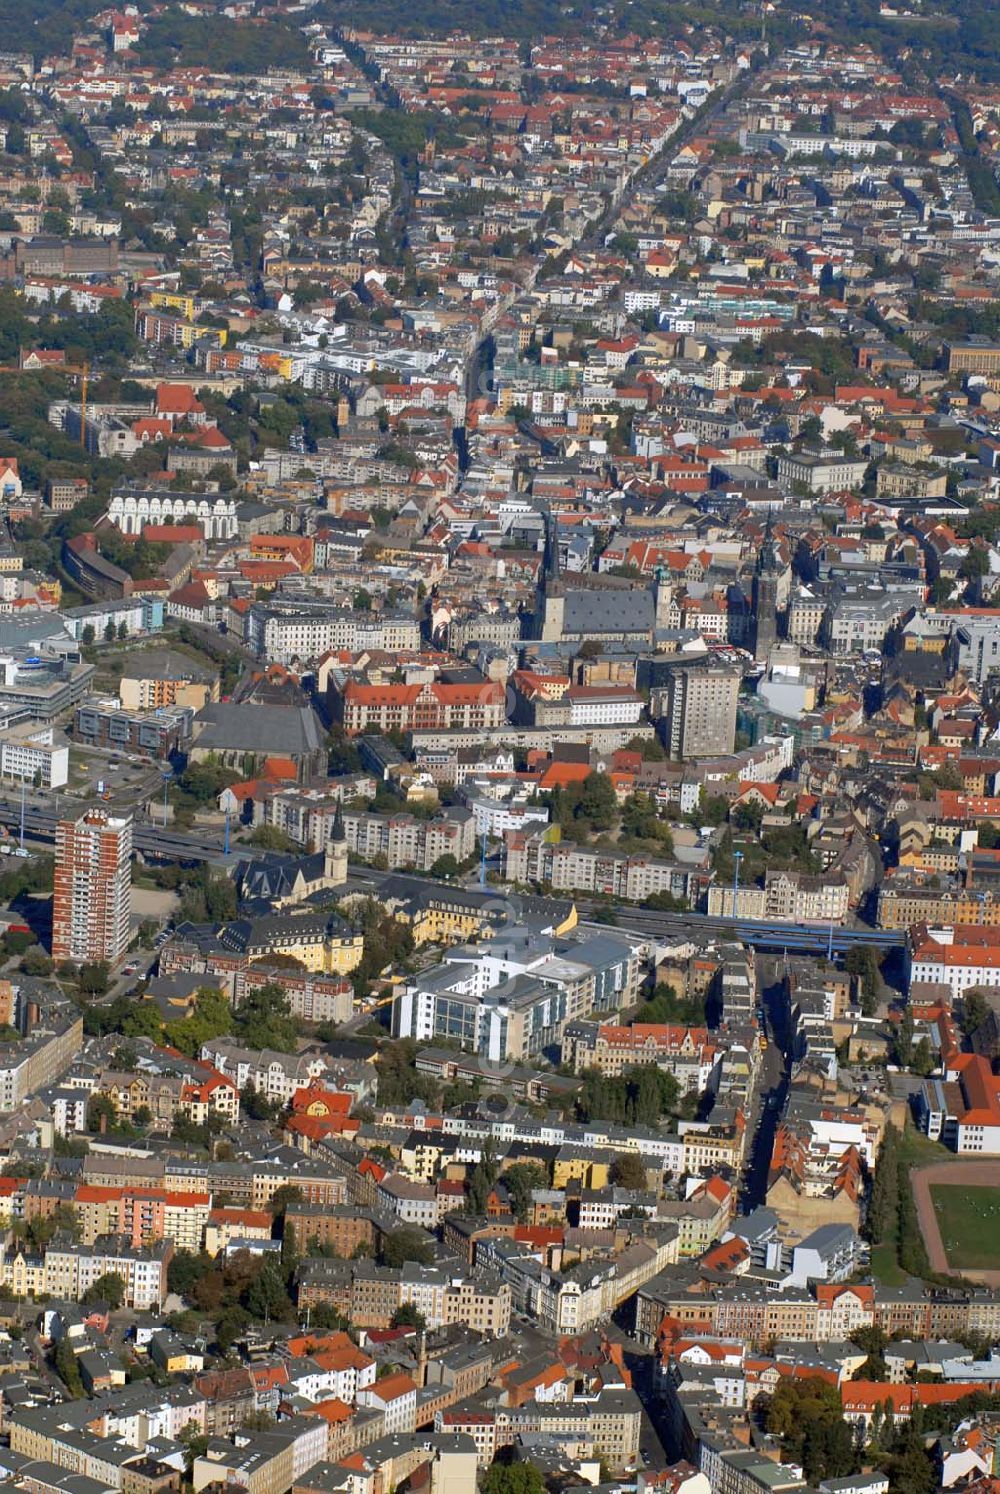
top-left (52, 808), bottom-right (132, 965)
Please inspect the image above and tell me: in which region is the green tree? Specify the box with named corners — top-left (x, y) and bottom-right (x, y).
top-left (864, 1126), bottom-right (899, 1246)
top-left (268, 1184), bottom-right (304, 1216)
top-left (280, 1219), bottom-right (298, 1281)
top-left (164, 986), bottom-right (232, 1058)
top-left (347, 908), bottom-right (415, 1002)
top-left (639, 982), bottom-right (706, 1026)
top-left (886, 1426), bottom-right (935, 1493)
top-left (893, 1010), bottom-right (915, 1069)
top-left (912, 1036), bottom-right (935, 1077)
top-left (373, 1038), bottom-right (438, 1108)
top-left (168, 1248), bottom-right (212, 1298)
top-left (960, 546), bottom-right (990, 580)
top-left (579, 771), bottom-right (616, 831)
top-left (482, 1464), bottom-right (546, 1494)
top-left (381, 1226), bottom-right (434, 1268)
top-left (243, 1257), bottom-right (293, 1322)
top-left (327, 729), bottom-right (361, 774)
top-left (621, 791), bottom-right (674, 848)
top-left (215, 1305), bottom-right (251, 1352)
top-left (82, 1271), bottom-right (125, 1308)
top-left (575, 1064), bottom-right (679, 1127)
top-left (171, 1114), bottom-right (215, 1147)
top-left (78, 961), bottom-right (110, 996)
top-left (766, 1379), bottom-right (858, 1484)
top-left (0, 856), bottom-right (52, 900)
top-left (609, 1151), bottom-right (648, 1190)
top-left (122, 1001), bottom-right (164, 1041)
top-left (503, 1162), bottom-right (548, 1222)
top-left (176, 763), bottom-right (241, 807)
top-left (391, 1301), bottom-right (427, 1329)
top-left (643, 890), bottom-right (689, 912)
top-left (20, 947), bottom-right (52, 976)
top-left (698, 793), bottom-right (731, 826)
top-left (247, 826), bottom-right (298, 852)
top-left (241, 1081), bottom-right (280, 1121)
top-left (179, 1421), bottom-right (210, 1470)
top-left (54, 1337), bottom-right (83, 1396)
top-left (466, 1141), bottom-right (498, 1215)
top-left (845, 945), bottom-right (881, 1016)
top-left (732, 800), bottom-right (764, 834)
top-left (311, 1302), bottom-right (350, 1331)
top-left (850, 1326), bottom-right (890, 1380)
top-left (233, 981), bottom-right (298, 1052)
top-left (87, 1093), bottom-right (118, 1134)
top-left (18, 1200), bottom-right (80, 1252)
top-left (896, 1153), bottom-right (932, 1279)
top-left (961, 989), bottom-right (991, 1036)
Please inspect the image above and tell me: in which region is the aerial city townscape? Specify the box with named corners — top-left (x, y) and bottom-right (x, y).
top-left (10, 1), bottom-right (1000, 1493)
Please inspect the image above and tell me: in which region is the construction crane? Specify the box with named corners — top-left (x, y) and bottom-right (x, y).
top-left (58, 361), bottom-right (90, 449)
top-left (74, 361), bottom-right (89, 449)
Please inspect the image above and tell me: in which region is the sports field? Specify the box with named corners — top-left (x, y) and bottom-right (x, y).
top-left (929, 1183), bottom-right (1000, 1270)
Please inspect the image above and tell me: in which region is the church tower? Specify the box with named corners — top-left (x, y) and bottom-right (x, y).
top-left (751, 518), bottom-right (781, 662)
top-left (537, 509), bottom-right (565, 642)
top-left (324, 803), bottom-right (348, 889)
top-left (654, 565), bottom-right (674, 631)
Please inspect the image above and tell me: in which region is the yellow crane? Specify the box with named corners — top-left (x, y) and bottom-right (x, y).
top-left (62, 361), bottom-right (90, 449)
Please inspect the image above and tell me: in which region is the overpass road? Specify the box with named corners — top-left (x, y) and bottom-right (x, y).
top-left (0, 800), bottom-right (268, 866)
top-left (0, 802), bottom-right (905, 957)
top-left (575, 902), bottom-right (904, 955)
top-left (344, 864), bottom-right (904, 956)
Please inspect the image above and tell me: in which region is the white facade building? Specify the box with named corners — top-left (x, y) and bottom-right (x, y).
top-left (466, 795), bottom-right (549, 839)
top-left (566, 688), bottom-right (645, 727)
top-left (107, 490), bottom-right (238, 540)
top-left (0, 723), bottom-right (68, 789)
top-left (357, 1377), bottom-right (417, 1434)
top-left (247, 605), bottom-right (421, 664)
top-left (908, 926), bottom-right (1000, 998)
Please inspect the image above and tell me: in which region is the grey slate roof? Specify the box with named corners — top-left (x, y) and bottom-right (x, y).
top-left (561, 587), bottom-right (654, 636)
top-left (192, 702), bottom-right (323, 756)
top-left (121, 648), bottom-right (215, 684)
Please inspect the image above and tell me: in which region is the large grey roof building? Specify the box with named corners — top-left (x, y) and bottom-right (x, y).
top-left (189, 701), bottom-right (325, 779)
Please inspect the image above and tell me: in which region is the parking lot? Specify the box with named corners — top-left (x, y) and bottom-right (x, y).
top-left (65, 746), bottom-right (166, 810)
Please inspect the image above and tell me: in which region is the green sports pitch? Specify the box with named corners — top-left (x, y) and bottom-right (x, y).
top-left (930, 1184), bottom-right (1000, 1271)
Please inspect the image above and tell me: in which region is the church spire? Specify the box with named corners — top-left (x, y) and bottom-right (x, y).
top-left (757, 513), bottom-right (780, 574)
top-left (544, 508), bottom-right (560, 583)
top-left (325, 803), bottom-right (348, 889)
